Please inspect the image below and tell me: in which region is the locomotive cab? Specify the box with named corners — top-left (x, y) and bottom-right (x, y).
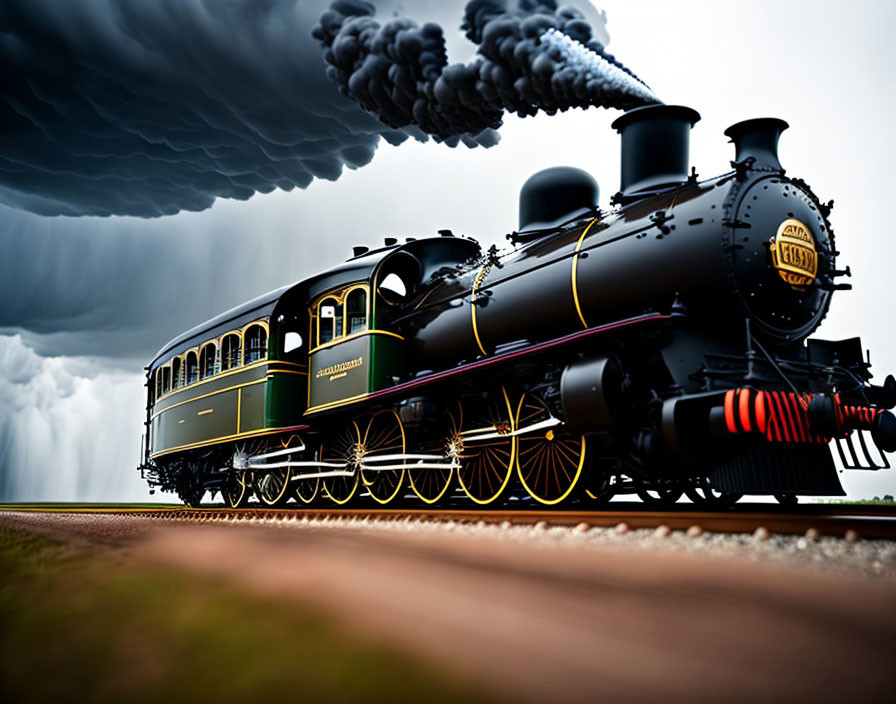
top-left (304, 236), bottom-right (480, 415)
top-left (306, 280), bottom-right (404, 413)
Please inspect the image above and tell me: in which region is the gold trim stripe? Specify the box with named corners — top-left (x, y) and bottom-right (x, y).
top-left (236, 388), bottom-right (242, 433)
top-left (304, 391), bottom-right (371, 416)
top-left (151, 425), bottom-right (305, 459)
top-left (571, 218), bottom-right (599, 329)
top-left (470, 265), bottom-right (490, 356)
top-left (151, 368), bottom-right (305, 420)
top-left (197, 409), bottom-right (214, 416)
top-left (151, 377), bottom-right (266, 420)
top-left (410, 287), bottom-right (438, 311)
top-left (154, 358), bottom-right (304, 402)
top-left (309, 328), bottom-right (404, 355)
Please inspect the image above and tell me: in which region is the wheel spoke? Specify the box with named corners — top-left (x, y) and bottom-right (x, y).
top-left (360, 410), bottom-right (406, 505)
top-left (322, 422), bottom-right (360, 505)
top-left (516, 393), bottom-right (586, 505)
top-left (224, 469), bottom-right (250, 508)
top-left (457, 388), bottom-right (515, 505)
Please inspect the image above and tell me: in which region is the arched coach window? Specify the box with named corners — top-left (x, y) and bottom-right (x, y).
top-left (199, 343), bottom-right (216, 380)
top-left (345, 288), bottom-right (368, 335)
top-left (244, 324), bottom-right (268, 364)
top-left (185, 350), bottom-right (199, 385)
top-left (161, 365), bottom-right (171, 395)
top-left (154, 369), bottom-right (162, 401)
top-left (221, 333), bottom-right (241, 371)
top-left (172, 357), bottom-right (182, 389)
top-left (317, 297), bottom-right (342, 345)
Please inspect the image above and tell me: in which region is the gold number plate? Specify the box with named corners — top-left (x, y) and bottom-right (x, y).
top-left (769, 218), bottom-right (818, 290)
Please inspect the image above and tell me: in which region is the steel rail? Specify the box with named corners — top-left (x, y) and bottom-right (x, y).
top-left (7, 504), bottom-right (895, 540)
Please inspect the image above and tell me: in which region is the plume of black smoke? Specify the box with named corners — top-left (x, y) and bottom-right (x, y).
top-left (314, 0), bottom-right (659, 142)
top-left (0, 0), bottom-right (455, 218)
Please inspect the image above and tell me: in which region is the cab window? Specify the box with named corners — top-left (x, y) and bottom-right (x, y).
top-left (244, 324), bottom-right (268, 364)
top-left (221, 333), bottom-right (241, 371)
top-left (345, 288), bottom-right (367, 335)
top-left (161, 365), bottom-right (171, 395)
top-left (284, 331), bottom-right (303, 354)
top-left (317, 297), bottom-right (341, 345)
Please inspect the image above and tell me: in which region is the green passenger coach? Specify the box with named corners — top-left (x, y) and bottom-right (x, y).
top-left (147, 287), bottom-right (308, 461)
top-left (142, 236), bottom-right (481, 506)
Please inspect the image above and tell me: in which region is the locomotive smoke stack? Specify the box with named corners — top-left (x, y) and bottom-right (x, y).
top-left (724, 118), bottom-right (789, 171)
top-left (612, 105), bottom-right (701, 197)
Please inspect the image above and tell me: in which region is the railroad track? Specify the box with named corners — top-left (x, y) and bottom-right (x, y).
top-left (5, 502), bottom-right (896, 540)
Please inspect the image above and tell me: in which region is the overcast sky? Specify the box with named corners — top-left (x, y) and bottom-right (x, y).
top-left (1, 0), bottom-right (893, 501)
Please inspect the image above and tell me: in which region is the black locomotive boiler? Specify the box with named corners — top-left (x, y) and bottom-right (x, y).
top-left (140, 105), bottom-right (896, 509)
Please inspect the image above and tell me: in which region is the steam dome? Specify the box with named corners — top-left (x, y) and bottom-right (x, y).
top-left (519, 167), bottom-right (599, 231)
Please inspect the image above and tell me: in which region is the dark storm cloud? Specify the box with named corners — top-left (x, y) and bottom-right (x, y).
top-left (313, 0), bottom-right (658, 143)
top-left (0, 203), bottom-right (317, 359)
top-left (0, 0), bottom-right (422, 218)
top-left (0, 0), bottom-right (642, 217)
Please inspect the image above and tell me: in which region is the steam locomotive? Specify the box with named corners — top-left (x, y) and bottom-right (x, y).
top-left (140, 104), bottom-right (896, 509)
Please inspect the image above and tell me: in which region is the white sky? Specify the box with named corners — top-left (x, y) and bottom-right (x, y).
top-left (3, 0), bottom-right (894, 500)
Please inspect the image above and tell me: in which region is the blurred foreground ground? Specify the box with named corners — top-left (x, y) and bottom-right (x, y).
top-left (1, 511), bottom-right (895, 703)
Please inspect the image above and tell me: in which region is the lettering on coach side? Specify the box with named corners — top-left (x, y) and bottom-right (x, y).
top-left (316, 356), bottom-right (364, 381)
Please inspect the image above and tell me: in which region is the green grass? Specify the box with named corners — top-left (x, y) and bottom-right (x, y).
top-left (0, 526), bottom-right (495, 704)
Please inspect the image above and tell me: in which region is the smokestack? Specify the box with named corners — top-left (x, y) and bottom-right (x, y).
top-left (724, 118), bottom-right (789, 171)
top-left (612, 105), bottom-right (701, 197)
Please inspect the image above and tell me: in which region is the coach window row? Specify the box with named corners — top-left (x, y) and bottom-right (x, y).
top-left (152, 320), bottom-right (269, 400)
top-left (312, 285), bottom-right (368, 348)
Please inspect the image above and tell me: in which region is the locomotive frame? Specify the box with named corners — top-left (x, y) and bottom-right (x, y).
top-left (139, 105), bottom-right (896, 509)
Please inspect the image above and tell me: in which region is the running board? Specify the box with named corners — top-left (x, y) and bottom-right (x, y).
top-left (248, 444), bottom-right (307, 463)
top-left (290, 468), bottom-right (356, 480)
top-left (246, 460), bottom-right (346, 471)
top-left (360, 461), bottom-right (457, 471)
top-left (243, 417), bottom-right (565, 478)
top-left (461, 417), bottom-right (562, 443)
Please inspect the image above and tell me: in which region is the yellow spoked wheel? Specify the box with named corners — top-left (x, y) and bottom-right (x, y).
top-left (281, 433), bottom-right (318, 505)
top-left (255, 467), bottom-right (292, 507)
top-left (359, 410), bottom-right (406, 505)
top-left (255, 435), bottom-right (300, 507)
top-left (456, 387), bottom-right (517, 505)
top-left (294, 472), bottom-right (319, 504)
top-left (408, 405), bottom-right (458, 505)
top-left (516, 393), bottom-right (587, 505)
top-left (223, 468), bottom-right (252, 508)
top-left (321, 421), bottom-right (361, 505)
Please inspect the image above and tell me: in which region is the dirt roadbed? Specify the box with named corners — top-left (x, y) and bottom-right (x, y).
top-left (2, 510), bottom-right (895, 703)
